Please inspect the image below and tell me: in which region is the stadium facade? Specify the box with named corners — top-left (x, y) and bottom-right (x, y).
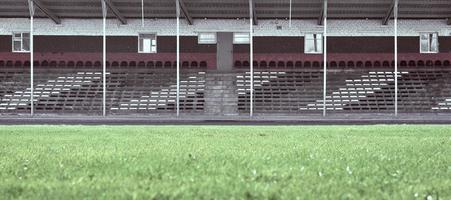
top-left (0, 0), bottom-right (451, 119)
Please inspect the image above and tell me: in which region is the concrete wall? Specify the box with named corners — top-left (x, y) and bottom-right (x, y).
top-left (0, 18), bottom-right (450, 37)
top-left (0, 18), bottom-right (449, 54)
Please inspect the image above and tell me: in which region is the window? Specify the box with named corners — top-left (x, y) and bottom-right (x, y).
top-left (420, 33), bottom-right (439, 53)
top-left (198, 32), bottom-right (217, 44)
top-left (138, 34), bottom-right (157, 53)
top-left (233, 33), bottom-right (250, 44)
top-left (12, 32), bottom-right (30, 52)
top-left (304, 33), bottom-right (323, 54)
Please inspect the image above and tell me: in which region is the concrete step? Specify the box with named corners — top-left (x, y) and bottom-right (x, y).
top-left (204, 72), bottom-right (239, 115)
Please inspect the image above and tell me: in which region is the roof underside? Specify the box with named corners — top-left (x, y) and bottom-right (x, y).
top-left (0, 0), bottom-right (450, 21)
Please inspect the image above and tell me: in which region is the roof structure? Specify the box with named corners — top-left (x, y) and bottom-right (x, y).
top-left (0, 0), bottom-right (450, 25)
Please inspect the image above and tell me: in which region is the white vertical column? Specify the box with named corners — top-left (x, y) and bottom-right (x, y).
top-left (249, 0), bottom-right (254, 117)
top-left (322, 0), bottom-right (328, 117)
top-left (289, 0), bottom-right (292, 28)
top-left (102, 0), bottom-right (107, 117)
top-left (394, 0), bottom-right (398, 116)
top-left (28, 0), bottom-right (35, 117)
top-left (141, 0), bottom-right (145, 27)
top-left (176, 0), bottom-right (181, 117)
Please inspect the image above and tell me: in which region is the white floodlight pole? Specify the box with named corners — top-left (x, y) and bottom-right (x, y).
top-left (394, 0), bottom-right (398, 116)
top-left (176, 0), bottom-right (181, 117)
top-left (322, 0), bottom-right (327, 117)
top-left (141, 0), bottom-right (145, 27)
top-left (102, 0), bottom-right (107, 117)
top-left (28, 0), bottom-right (35, 117)
top-left (289, 0), bottom-right (292, 27)
top-left (249, 0), bottom-right (254, 117)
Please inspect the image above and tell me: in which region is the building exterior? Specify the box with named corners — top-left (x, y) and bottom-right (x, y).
top-left (0, 0), bottom-right (451, 118)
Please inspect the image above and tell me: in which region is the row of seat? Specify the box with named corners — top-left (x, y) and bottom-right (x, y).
top-left (0, 70), bottom-right (207, 114)
top-left (0, 60), bottom-right (208, 69)
top-left (236, 70), bottom-right (451, 113)
top-left (235, 60), bottom-right (451, 69)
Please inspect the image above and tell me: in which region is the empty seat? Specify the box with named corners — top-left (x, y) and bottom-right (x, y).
top-left (418, 60), bottom-right (425, 67)
top-left (120, 61), bottom-right (128, 67)
top-left (182, 61), bottom-right (189, 68)
top-left (129, 61), bottom-right (137, 67)
top-left (277, 61), bottom-right (285, 68)
top-left (164, 61), bottom-right (172, 68)
top-left (269, 61), bottom-right (276, 68)
top-left (95, 61), bottom-right (101, 67)
top-left (252, 61), bottom-right (258, 68)
top-left (67, 61), bottom-right (75, 67)
top-left (356, 61), bottom-right (363, 68)
top-left (260, 61), bottom-right (267, 68)
top-left (286, 61), bottom-right (294, 68)
top-left (339, 61), bottom-right (346, 68)
top-left (304, 61), bottom-right (311, 68)
top-left (243, 61), bottom-right (250, 67)
top-left (235, 61), bottom-right (242, 68)
top-left (0, 61), bottom-right (4, 67)
top-left (155, 61), bottom-right (163, 68)
top-left (200, 61), bottom-right (207, 68)
top-left (400, 61), bottom-right (407, 67)
top-left (85, 61), bottom-right (93, 67)
top-left (138, 61), bottom-right (146, 68)
top-left (435, 60), bottom-right (442, 67)
top-left (426, 60), bottom-right (433, 67)
top-left (58, 61), bottom-right (66, 67)
top-left (313, 61), bottom-right (320, 68)
top-left (295, 61), bottom-right (302, 68)
top-left (50, 61), bottom-right (57, 67)
top-left (444, 60), bottom-right (450, 67)
top-left (374, 61), bottom-right (381, 67)
top-left (41, 61), bottom-right (49, 67)
top-left (6, 61), bottom-right (13, 67)
top-left (190, 61), bottom-right (198, 68)
top-left (23, 61), bottom-right (31, 67)
top-left (347, 61), bottom-right (355, 68)
top-left (408, 60), bottom-right (416, 67)
top-left (14, 61), bottom-right (22, 67)
top-left (330, 61), bottom-right (337, 68)
top-left (146, 61), bottom-right (154, 68)
top-left (111, 61), bottom-right (119, 67)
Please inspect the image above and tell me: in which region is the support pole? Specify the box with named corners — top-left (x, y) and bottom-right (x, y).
top-left (289, 0), bottom-right (292, 28)
top-left (394, 0), bottom-right (398, 116)
top-left (28, 0), bottom-right (34, 117)
top-left (176, 0), bottom-right (180, 117)
top-left (102, 0), bottom-right (107, 117)
top-left (322, 0), bottom-right (327, 117)
top-left (249, 0), bottom-right (254, 117)
top-left (141, 0), bottom-right (144, 27)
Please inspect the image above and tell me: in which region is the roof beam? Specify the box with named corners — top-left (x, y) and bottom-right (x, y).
top-left (252, 0), bottom-right (258, 25)
top-left (178, 0), bottom-right (193, 25)
top-left (318, 0), bottom-right (325, 25)
top-left (103, 0), bottom-right (127, 25)
top-left (31, 0), bottom-right (61, 24)
top-left (382, 0), bottom-right (395, 25)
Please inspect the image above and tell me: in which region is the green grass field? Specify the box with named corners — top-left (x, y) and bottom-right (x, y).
top-left (0, 125), bottom-right (450, 199)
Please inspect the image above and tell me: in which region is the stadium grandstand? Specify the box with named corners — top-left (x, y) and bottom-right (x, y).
top-left (0, 0), bottom-right (451, 121)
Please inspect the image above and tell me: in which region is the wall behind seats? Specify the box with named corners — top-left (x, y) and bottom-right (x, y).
top-left (0, 35), bottom-right (12, 52)
top-left (439, 37), bottom-right (451, 53)
top-left (327, 37), bottom-right (419, 53)
top-left (233, 37), bottom-right (304, 53)
top-left (31, 36), bottom-right (215, 53)
top-left (34, 36), bottom-right (137, 53)
top-left (157, 36), bottom-right (216, 53)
